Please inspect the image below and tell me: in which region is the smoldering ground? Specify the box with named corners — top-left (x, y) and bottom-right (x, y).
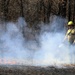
top-left (0, 16), bottom-right (75, 67)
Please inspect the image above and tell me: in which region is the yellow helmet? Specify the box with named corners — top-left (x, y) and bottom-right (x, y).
top-left (68, 21), bottom-right (74, 26)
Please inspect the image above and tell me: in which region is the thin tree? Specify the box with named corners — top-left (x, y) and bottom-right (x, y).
top-left (1, 0), bottom-right (10, 32)
top-left (2, 0), bottom-right (10, 21)
top-left (20, 0), bottom-right (24, 17)
top-left (68, 0), bottom-right (71, 21)
top-left (17, 0), bottom-right (24, 17)
top-left (58, 0), bottom-right (67, 18)
top-left (73, 0), bottom-right (75, 22)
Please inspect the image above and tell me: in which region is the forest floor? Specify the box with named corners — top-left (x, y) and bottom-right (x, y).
top-left (0, 64), bottom-right (75, 75)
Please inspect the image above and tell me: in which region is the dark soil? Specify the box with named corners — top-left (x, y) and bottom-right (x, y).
top-left (0, 65), bottom-right (75, 75)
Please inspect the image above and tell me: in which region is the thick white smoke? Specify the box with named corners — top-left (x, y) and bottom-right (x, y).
top-left (0, 16), bottom-right (75, 66)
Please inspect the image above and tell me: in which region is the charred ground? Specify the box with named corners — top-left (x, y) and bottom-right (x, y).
top-left (0, 65), bottom-right (75, 75)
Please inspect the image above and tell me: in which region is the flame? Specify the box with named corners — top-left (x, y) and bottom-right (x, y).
top-left (0, 59), bottom-right (17, 65)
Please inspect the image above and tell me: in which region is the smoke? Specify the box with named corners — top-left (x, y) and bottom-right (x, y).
top-left (0, 16), bottom-right (75, 66)
top-left (33, 16), bottom-right (70, 66)
top-left (0, 17), bottom-right (40, 65)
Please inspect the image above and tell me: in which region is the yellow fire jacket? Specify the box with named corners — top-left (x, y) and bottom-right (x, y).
top-left (66, 29), bottom-right (75, 44)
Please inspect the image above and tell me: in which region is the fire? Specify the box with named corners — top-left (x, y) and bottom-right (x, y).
top-left (0, 59), bottom-right (17, 65)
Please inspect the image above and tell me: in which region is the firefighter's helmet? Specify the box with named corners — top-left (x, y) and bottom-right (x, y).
top-left (68, 21), bottom-right (74, 26)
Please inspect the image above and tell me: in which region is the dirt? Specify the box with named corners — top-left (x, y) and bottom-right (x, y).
top-left (0, 65), bottom-right (75, 75)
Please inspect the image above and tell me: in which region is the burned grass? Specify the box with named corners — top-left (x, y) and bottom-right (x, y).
top-left (0, 65), bottom-right (75, 75)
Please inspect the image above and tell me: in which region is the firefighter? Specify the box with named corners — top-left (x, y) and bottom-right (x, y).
top-left (64, 21), bottom-right (75, 45)
top-left (64, 21), bottom-right (75, 64)
top-left (59, 21), bottom-right (75, 64)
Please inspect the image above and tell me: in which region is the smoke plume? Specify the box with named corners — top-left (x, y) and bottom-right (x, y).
top-left (0, 16), bottom-right (75, 66)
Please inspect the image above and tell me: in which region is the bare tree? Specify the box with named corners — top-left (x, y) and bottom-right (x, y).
top-left (58, 0), bottom-right (67, 18)
top-left (2, 0), bottom-right (10, 21)
top-left (0, 0), bottom-right (75, 27)
top-left (73, 0), bottom-right (75, 22)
